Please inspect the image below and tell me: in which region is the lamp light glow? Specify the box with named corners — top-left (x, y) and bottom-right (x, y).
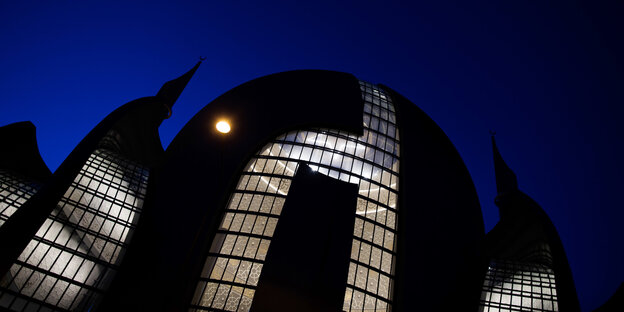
top-left (216, 120), bottom-right (231, 133)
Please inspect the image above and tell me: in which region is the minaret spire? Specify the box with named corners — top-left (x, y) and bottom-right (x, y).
top-left (156, 58), bottom-right (202, 113)
top-left (491, 134), bottom-right (518, 194)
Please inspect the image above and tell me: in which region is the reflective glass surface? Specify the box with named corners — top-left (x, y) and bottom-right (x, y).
top-left (479, 259), bottom-right (559, 312)
top-left (0, 170), bottom-right (41, 228)
top-left (0, 148), bottom-right (148, 311)
top-left (190, 81), bottom-right (400, 312)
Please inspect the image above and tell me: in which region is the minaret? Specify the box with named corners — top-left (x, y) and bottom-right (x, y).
top-left (0, 61), bottom-right (200, 312)
top-left (478, 136), bottom-right (580, 312)
top-left (156, 60), bottom-right (202, 113)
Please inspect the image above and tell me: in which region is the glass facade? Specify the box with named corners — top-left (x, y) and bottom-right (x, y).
top-left (0, 170), bottom-right (41, 228)
top-left (0, 148), bottom-right (149, 311)
top-left (479, 259), bottom-right (559, 311)
top-left (190, 81), bottom-right (400, 312)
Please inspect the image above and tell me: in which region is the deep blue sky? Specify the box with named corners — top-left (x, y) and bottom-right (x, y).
top-left (1, 1), bottom-right (622, 310)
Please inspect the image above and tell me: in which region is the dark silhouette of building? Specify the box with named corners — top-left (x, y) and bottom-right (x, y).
top-left (593, 283), bottom-right (623, 312)
top-left (0, 122), bottom-right (51, 229)
top-left (98, 70), bottom-right (483, 312)
top-left (478, 137), bottom-right (581, 311)
top-left (0, 66), bottom-right (582, 312)
top-left (0, 62), bottom-right (199, 311)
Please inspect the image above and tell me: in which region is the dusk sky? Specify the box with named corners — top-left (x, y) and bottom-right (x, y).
top-left (1, 1), bottom-right (622, 310)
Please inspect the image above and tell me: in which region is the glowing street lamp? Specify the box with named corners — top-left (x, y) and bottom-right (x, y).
top-left (216, 120), bottom-right (231, 134)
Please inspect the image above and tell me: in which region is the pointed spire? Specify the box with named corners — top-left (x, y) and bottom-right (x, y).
top-left (491, 134), bottom-right (519, 194)
top-left (156, 58), bottom-right (203, 113)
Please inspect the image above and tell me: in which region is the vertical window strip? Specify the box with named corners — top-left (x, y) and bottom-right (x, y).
top-left (191, 81), bottom-right (399, 311)
top-left (479, 259), bottom-right (559, 311)
top-left (0, 170), bottom-right (41, 228)
top-left (0, 149), bottom-right (149, 311)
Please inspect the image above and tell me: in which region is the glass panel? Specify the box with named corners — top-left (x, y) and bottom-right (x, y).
top-left (479, 258), bottom-right (560, 311)
top-left (0, 170), bottom-right (41, 228)
top-left (0, 148), bottom-right (149, 311)
top-left (191, 81), bottom-right (400, 311)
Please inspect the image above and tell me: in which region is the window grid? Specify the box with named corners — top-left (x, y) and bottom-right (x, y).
top-left (0, 148), bottom-right (149, 311)
top-left (479, 259), bottom-right (559, 312)
top-left (0, 170), bottom-right (41, 228)
top-left (190, 81), bottom-right (399, 312)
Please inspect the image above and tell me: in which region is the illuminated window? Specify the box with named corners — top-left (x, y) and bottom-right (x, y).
top-left (0, 147), bottom-right (149, 311)
top-left (479, 259), bottom-right (559, 312)
top-left (0, 170), bottom-right (41, 228)
top-left (189, 81), bottom-right (400, 311)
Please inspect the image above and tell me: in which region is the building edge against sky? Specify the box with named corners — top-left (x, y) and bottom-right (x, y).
top-left (99, 69), bottom-right (485, 311)
top-left (0, 62), bottom-right (200, 310)
top-left (0, 63), bottom-right (589, 311)
top-left (478, 137), bottom-right (580, 311)
top-left (1, 122), bottom-right (52, 229)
